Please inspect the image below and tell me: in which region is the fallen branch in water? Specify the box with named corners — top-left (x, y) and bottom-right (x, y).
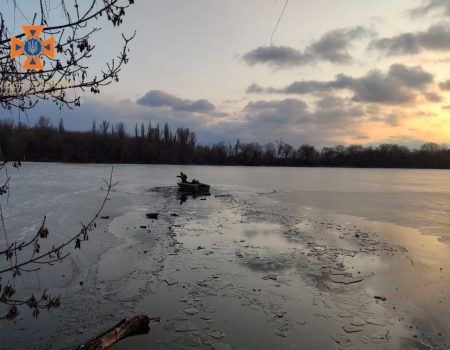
top-left (330, 278), bottom-right (364, 285)
top-left (78, 315), bottom-right (161, 350)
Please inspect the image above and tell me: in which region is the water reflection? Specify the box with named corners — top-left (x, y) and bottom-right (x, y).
top-left (177, 192), bottom-right (211, 205)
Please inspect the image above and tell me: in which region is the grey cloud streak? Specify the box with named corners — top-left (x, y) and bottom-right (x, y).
top-left (410, 0), bottom-right (450, 18)
top-left (243, 26), bottom-right (373, 68)
top-left (137, 90), bottom-right (220, 115)
top-left (440, 80), bottom-right (450, 90)
top-left (370, 23), bottom-right (450, 56)
top-left (243, 99), bottom-right (311, 125)
top-left (308, 26), bottom-right (373, 63)
top-left (243, 46), bottom-right (312, 68)
top-left (248, 64), bottom-right (436, 105)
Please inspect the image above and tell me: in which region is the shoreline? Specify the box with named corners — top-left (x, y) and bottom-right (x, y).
top-left (19, 160), bottom-right (450, 171)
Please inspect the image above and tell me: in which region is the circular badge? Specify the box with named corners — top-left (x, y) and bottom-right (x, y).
top-left (24, 38), bottom-right (42, 56)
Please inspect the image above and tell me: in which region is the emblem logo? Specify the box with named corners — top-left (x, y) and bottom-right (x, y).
top-left (11, 25), bottom-right (55, 70)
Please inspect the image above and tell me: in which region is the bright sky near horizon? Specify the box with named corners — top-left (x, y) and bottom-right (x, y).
top-left (2, 0), bottom-right (450, 147)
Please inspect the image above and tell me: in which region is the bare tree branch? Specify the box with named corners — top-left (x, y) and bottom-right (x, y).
top-left (0, 167), bottom-right (117, 321)
top-left (0, 0), bottom-right (135, 111)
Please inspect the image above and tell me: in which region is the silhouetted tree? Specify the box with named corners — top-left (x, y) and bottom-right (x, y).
top-left (281, 143), bottom-right (293, 160)
top-left (1, 120), bottom-right (450, 169)
top-left (297, 144), bottom-right (319, 166)
top-left (99, 121), bottom-right (110, 136)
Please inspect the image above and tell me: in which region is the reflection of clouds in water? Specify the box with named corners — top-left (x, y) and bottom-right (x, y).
top-left (241, 225), bottom-right (299, 250)
top-left (242, 228), bottom-right (269, 239)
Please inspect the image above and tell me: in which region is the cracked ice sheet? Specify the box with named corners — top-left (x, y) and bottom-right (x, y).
top-left (114, 188), bottom-right (447, 349)
top-left (1, 164), bottom-right (447, 350)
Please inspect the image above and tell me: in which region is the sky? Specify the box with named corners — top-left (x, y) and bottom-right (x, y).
top-left (2, 0), bottom-right (450, 147)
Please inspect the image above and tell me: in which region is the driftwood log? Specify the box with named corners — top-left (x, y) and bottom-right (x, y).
top-left (78, 315), bottom-right (160, 350)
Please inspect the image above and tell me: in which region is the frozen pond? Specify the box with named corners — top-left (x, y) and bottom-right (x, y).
top-left (1, 163), bottom-right (450, 349)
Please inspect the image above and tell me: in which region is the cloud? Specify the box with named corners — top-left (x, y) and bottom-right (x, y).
top-left (242, 96), bottom-right (364, 127)
top-left (409, 0), bottom-right (450, 18)
top-left (12, 94), bottom-right (216, 137)
top-left (384, 113), bottom-right (402, 127)
top-left (248, 64), bottom-right (435, 105)
top-left (247, 81), bottom-right (332, 95)
top-left (5, 90), bottom-right (421, 148)
top-left (243, 26), bottom-right (373, 68)
top-left (243, 99), bottom-right (311, 125)
top-left (236, 95), bottom-right (367, 144)
top-left (137, 90), bottom-right (218, 115)
top-left (312, 95), bottom-right (365, 125)
top-left (440, 80), bottom-right (450, 90)
top-left (353, 72), bottom-right (412, 103)
top-left (370, 23), bottom-right (450, 56)
top-left (242, 46), bottom-right (312, 68)
top-left (307, 26), bottom-right (373, 63)
top-left (388, 64), bottom-right (434, 88)
top-left (246, 84), bottom-right (267, 94)
top-left (423, 92), bottom-right (443, 102)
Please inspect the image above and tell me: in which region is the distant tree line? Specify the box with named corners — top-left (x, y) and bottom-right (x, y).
top-left (1, 117), bottom-right (450, 168)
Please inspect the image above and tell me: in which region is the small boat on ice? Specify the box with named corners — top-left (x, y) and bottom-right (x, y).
top-left (176, 172), bottom-right (210, 194)
top-left (177, 182), bottom-right (210, 194)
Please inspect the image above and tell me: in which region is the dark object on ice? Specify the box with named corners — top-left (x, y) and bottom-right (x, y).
top-left (176, 172), bottom-right (210, 194)
top-left (100, 216), bottom-right (110, 219)
top-left (374, 295), bottom-right (387, 301)
top-left (146, 213), bottom-right (159, 219)
top-left (77, 315), bottom-right (160, 350)
top-left (177, 172), bottom-right (188, 183)
top-left (331, 276), bottom-right (364, 284)
top-left (177, 182), bottom-right (210, 194)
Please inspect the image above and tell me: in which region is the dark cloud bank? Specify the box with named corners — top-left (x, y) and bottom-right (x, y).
top-left (137, 90), bottom-right (218, 115)
top-left (243, 26), bottom-right (372, 68)
top-left (248, 64), bottom-right (438, 105)
top-left (409, 0), bottom-right (450, 18)
top-left (370, 23), bottom-right (450, 56)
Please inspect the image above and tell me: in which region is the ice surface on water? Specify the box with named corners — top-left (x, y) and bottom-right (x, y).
top-left (5, 163), bottom-right (450, 241)
top-left (1, 163), bottom-right (450, 350)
